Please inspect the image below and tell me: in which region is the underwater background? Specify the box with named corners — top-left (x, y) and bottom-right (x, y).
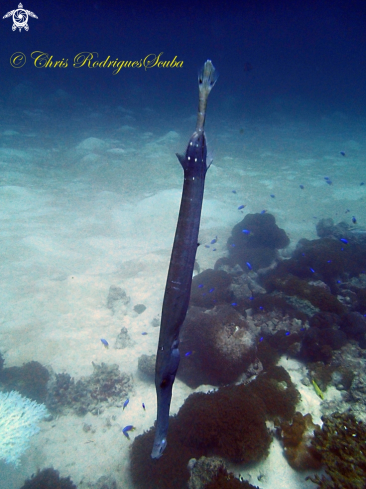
top-left (1, 0), bottom-right (366, 488)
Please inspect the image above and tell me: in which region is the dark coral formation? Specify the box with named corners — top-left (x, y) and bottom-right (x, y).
top-left (137, 353), bottom-right (156, 378)
top-left (247, 366), bottom-right (300, 421)
top-left (176, 386), bottom-right (271, 464)
top-left (187, 457), bottom-right (259, 489)
top-left (0, 360), bottom-right (49, 403)
top-left (264, 272), bottom-right (346, 316)
top-left (316, 217), bottom-right (366, 246)
top-left (188, 456), bottom-right (227, 489)
top-left (190, 269), bottom-right (233, 309)
top-left (227, 214), bottom-right (290, 271)
top-left (262, 232), bottom-right (366, 317)
top-left (177, 305), bottom-right (256, 388)
top-left (130, 367), bottom-right (299, 489)
top-left (46, 362), bottom-right (132, 415)
top-left (341, 312), bottom-right (366, 348)
top-left (307, 361), bottom-right (354, 393)
top-left (280, 412), bottom-right (321, 470)
top-left (203, 467), bottom-right (259, 489)
top-left (19, 468), bottom-right (77, 489)
top-left (307, 412), bottom-right (366, 488)
top-left (227, 212), bottom-right (289, 271)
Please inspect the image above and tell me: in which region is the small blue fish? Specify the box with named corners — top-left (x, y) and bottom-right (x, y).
top-left (246, 262), bottom-right (252, 270)
top-left (270, 194), bottom-right (275, 198)
top-left (299, 185), bottom-right (304, 189)
top-left (209, 287), bottom-right (215, 293)
top-left (204, 245), bottom-right (210, 248)
top-left (238, 204), bottom-right (245, 210)
top-left (100, 338), bottom-right (109, 348)
top-left (185, 351), bottom-right (192, 357)
top-left (122, 425), bottom-right (135, 439)
top-left (141, 332), bottom-right (148, 335)
top-left (352, 216), bottom-right (357, 224)
top-left (310, 267), bottom-right (315, 273)
top-left (142, 403), bottom-right (146, 410)
top-left (340, 238), bottom-right (348, 244)
top-left (325, 180), bottom-right (332, 185)
top-left (340, 151), bottom-right (346, 156)
top-left (361, 182), bottom-right (365, 186)
top-left (231, 302), bottom-right (237, 306)
top-left (242, 229), bottom-right (250, 234)
top-left (285, 331), bottom-right (290, 336)
top-left (210, 236), bottom-right (217, 244)
top-left (123, 398), bottom-right (129, 410)
top-left (260, 210), bottom-right (267, 214)
top-left (324, 176), bottom-right (330, 180)
top-left (232, 190), bottom-right (237, 194)
top-left (198, 284), bottom-right (204, 288)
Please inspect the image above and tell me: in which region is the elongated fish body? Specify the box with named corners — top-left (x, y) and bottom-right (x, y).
top-left (151, 60), bottom-right (217, 459)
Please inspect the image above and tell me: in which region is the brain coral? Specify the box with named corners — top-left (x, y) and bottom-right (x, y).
top-left (177, 305), bottom-right (257, 388)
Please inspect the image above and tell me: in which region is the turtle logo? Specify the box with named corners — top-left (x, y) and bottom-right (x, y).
top-left (3, 3), bottom-right (38, 32)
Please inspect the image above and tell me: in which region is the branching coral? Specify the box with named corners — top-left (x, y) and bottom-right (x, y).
top-left (307, 412), bottom-right (366, 488)
top-left (0, 390), bottom-right (47, 465)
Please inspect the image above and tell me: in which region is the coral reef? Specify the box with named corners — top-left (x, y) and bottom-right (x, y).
top-left (307, 412), bottom-right (366, 488)
top-left (280, 412), bottom-right (321, 470)
top-left (187, 456), bottom-right (260, 488)
top-left (0, 360), bottom-right (50, 403)
top-left (0, 390), bottom-right (47, 466)
top-left (190, 269), bottom-right (233, 309)
top-left (299, 325), bottom-right (347, 363)
top-left (264, 273), bottom-right (345, 315)
top-left (176, 386), bottom-right (271, 464)
top-left (316, 217), bottom-right (366, 246)
top-left (227, 213), bottom-right (289, 272)
top-left (130, 367), bottom-right (300, 488)
top-left (46, 362), bottom-right (132, 415)
top-left (203, 467), bottom-right (259, 489)
top-left (340, 312), bottom-right (366, 348)
top-left (188, 456), bottom-right (227, 489)
top-left (177, 305), bottom-right (257, 387)
top-left (130, 425), bottom-right (195, 489)
top-left (137, 354), bottom-right (156, 377)
top-left (19, 468), bottom-right (77, 489)
top-left (247, 366), bottom-right (300, 421)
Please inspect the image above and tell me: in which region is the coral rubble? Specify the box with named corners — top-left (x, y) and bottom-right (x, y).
top-left (46, 362), bottom-right (132, 415)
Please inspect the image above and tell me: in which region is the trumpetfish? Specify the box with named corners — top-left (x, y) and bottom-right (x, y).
top-left (151, 60), bottom-right (218, 459)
